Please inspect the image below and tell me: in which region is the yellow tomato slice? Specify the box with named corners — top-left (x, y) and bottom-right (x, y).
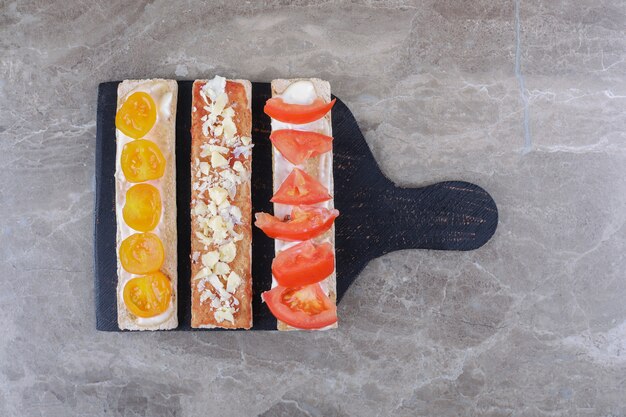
top-left (123, 184), bottom-right (162, 232)
top-left (116, 91), bottom-right (157, 139)
top-left (121, 139), bottom-right (166, 182)
top-left (123, 272), bottom-right (172, 318)
top-left (119, 232), bottom-right (164, 274)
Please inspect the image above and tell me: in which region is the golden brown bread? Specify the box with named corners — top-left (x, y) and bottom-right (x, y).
top-left (190, 78), bottom-right (253, 329)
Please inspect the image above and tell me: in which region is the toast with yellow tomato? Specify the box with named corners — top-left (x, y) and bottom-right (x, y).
top-left (114, 79), bottom-right (178, 330)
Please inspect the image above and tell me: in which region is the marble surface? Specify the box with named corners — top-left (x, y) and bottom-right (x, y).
top-left (1, 0), bottom-right (625, 415)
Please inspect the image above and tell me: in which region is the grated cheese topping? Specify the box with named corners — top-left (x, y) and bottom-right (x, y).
top-left (192, 76), bottom-right (252, 324)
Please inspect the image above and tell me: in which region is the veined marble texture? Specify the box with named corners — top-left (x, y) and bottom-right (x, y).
top-left (1, 1), bottom-right (625, 416)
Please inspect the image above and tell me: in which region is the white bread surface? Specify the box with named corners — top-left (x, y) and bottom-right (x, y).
top-left (270, 78), bottom-right (337, 331)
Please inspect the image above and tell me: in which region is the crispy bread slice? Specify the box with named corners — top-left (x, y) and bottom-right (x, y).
top-left (190, 78), bottom-right (253, 329)
top-left (270, 78), bottom-right (337, 331)
top-left (115, 79), bottom-right (178, 331)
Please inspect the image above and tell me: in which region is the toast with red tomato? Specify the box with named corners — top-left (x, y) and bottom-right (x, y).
top-left (115, 79), bottom-right (178, 331)
top-left (261, 78), bottom-right (338, 331)
top-left (190, 76), bottom-right (253, 329)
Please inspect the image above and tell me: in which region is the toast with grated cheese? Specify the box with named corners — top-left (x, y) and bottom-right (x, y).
top-left (190, 77), bottom-right (253, 329)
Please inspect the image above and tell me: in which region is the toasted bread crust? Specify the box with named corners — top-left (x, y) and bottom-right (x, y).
top-left (190, 79), bottom-right (253, 329)
top-left (270, 78), bottom-right (337, 331)
top-left (115, 79), bottom-right (178, 331)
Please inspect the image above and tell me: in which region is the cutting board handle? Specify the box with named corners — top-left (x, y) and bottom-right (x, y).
top-left (377, 181), bottom-right (498, 253)
top-left (331, 95), bottom-right (498, 300)
top-left (334, 179), bottom-right (498, 301)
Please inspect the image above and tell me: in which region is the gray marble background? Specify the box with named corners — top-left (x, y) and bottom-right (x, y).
top-left (1, 1), bottom-right (625, 416)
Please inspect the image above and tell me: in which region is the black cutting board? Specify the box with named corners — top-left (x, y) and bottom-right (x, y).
top-left (94, 81), bottom-right (498, 331)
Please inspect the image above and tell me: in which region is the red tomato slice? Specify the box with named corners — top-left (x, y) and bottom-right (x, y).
top-left (273, 241), bottom-right (335, 287)
top-left (262, 284), bottom-right (337, 329)
top-left (255, 206), bottom-right (339, 241)
top-left (270, 130), bottom-right (333, 165)
top-left (264, 97), bottom-right (336, 124)
top-left (271, 168), bottom-right (331, 205)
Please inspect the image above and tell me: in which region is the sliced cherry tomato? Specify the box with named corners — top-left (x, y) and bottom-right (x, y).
top-left (121, 139), bottom-right (166, 182)
top-left (270, 130), bottom-right (333, 165)
top-left (119, 232), bottom-right (164, 274)
top-left (273, 241), bottom-right (335, 287)
top-left (123, 271), bottom-right (172, 318)
top-left (262, 284), bottom-right (337, 329)
top-left (255, 206), bottom-right (339, 241)
top-left (264, 97), bottom-right (336, 124)
top-left (116, 91), bottom-right (157, 139)
top-left (123, 184), bottom-right (162, 232)
top-left (271, 168), bottom-right (331, 205)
